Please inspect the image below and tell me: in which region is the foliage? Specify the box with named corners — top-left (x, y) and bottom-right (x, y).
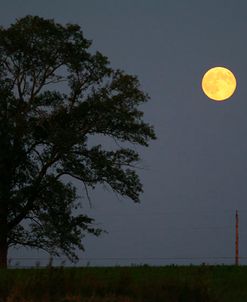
top-left (0, 16), bottom-right (156, 262)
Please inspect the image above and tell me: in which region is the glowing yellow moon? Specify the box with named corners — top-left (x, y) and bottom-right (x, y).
top-left (201, 67), bottom-right (237, 101)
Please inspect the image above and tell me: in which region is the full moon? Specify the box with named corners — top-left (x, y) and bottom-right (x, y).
top-left (201, 66), bottom-right (237, 101)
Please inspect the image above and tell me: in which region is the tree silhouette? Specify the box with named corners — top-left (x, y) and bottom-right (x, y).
top-left (0, 16), bottom-right (156, 268)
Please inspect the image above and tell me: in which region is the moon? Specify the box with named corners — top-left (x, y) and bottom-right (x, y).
top-left (201, 67), bottom-right (237, 101)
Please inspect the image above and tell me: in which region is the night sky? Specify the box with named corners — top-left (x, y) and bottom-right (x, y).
top-left (2, 0), bottom-right (247, 266)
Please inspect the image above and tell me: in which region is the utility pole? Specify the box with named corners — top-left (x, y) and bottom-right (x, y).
top-left (235, 210), bottom-right (239, 266)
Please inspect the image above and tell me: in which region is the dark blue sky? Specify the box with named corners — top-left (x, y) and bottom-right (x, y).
top-left (2, 0), bottom-right (247, 266)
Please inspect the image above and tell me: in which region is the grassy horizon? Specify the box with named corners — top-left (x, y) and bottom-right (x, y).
top-left (0, 265), bottom-right (247, 301)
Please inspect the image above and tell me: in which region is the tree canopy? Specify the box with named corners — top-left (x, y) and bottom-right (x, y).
top-left (0, 15), bottom-right (156, 266)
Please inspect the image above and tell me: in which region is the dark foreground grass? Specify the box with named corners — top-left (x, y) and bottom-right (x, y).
top-left (0, 265), bottom-right (247, 302)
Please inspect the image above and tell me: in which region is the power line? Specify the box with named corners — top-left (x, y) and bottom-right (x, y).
top-left (7, 256), bottom-right (247, 261)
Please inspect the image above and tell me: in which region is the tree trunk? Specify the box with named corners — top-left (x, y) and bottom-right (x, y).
top-left (0, 209), bottom-right (8, 269)
top-left (0, 129), bottom-right (11, 269)
top-left (0, 241), bottom-right (7, 268)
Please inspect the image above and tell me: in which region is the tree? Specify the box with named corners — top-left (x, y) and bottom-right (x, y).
top-left (0, 16), bottom-right (156, 268)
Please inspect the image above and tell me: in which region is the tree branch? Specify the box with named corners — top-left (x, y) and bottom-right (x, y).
top-left (55, 171), bottom-right (92, 207)
top-left (33, 62), bottom-right (64, 97)
top-left (7, 152), bottom-right (61, 231)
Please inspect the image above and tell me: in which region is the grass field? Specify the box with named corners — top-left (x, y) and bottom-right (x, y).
top-left (0, 265), bottom-right (247, 302)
